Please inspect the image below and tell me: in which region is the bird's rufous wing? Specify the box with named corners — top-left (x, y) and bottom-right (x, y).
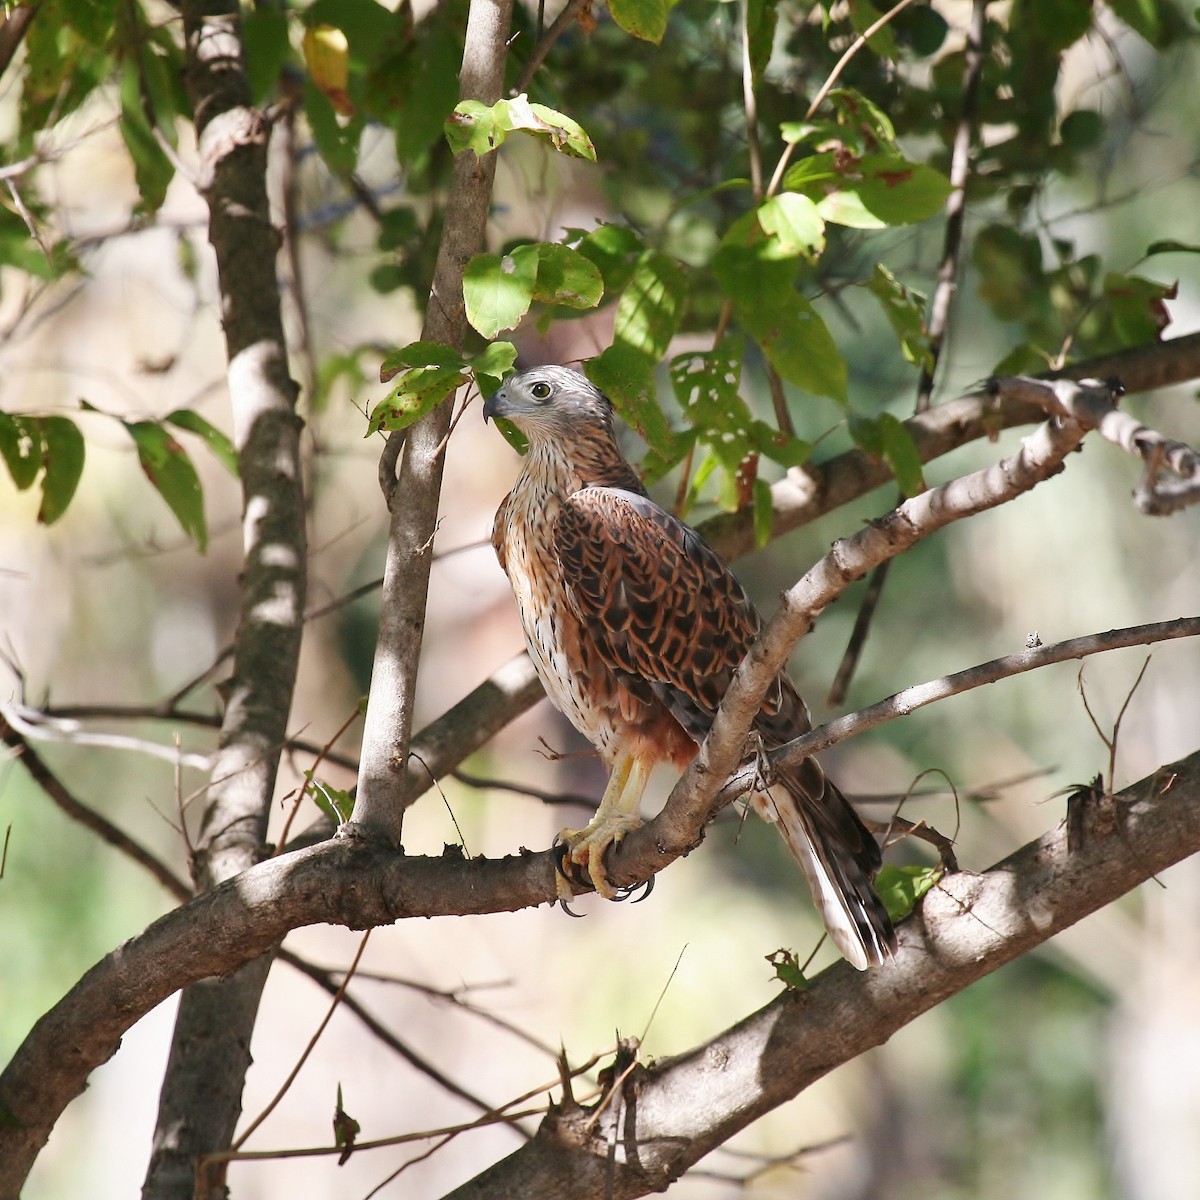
top-left (554, 486), bottom-right (791, 739)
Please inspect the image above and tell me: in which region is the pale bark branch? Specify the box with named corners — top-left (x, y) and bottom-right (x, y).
top-left (143, 3), bottom-right (308, 1195)
top-left (727, 617), bottom-right (1200, 801)
top-left (349, 0), bottom-right (515, 843)
top-left (996, 373), bottom-right (1200, 514)
top-left (443, 749), bottom-right (1200, 1198)
top-left (704, 329), bottom-right (1200, 562)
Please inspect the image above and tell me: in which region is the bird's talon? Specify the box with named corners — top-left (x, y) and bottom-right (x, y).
top-left (558, 897), bottom-right (587, 918)
top-left (613, 876), bottom-right (655, 903)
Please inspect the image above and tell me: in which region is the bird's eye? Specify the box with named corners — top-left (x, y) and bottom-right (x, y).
top-left (529, 381), bottom-right (552, 401)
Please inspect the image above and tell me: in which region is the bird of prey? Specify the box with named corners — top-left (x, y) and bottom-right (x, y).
top-left (484, 365), bottom-right (895, 970)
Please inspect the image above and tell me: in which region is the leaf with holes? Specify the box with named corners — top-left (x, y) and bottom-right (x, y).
top-left (371, 342), bottom-right (467, 434)
top-left (445, 95), bottom-right (595, 160)
top-left (585, 343), bottom-right (676, 459)
top-left (0, 412), bottom-right (43, 491)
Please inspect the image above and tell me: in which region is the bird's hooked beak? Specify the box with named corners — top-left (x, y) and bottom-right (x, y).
top-left (482, 386), bottom-right (507, 424)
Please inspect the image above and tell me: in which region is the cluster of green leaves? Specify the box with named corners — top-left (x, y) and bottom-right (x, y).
top-left (974, 227), bottom-right (1188, 373)
top-left (0, 406), bottom-right (236, 550)
top-left (379, 76), bottom-right (952, 517)
top-left (8, 0), bottom-right (1196, 542)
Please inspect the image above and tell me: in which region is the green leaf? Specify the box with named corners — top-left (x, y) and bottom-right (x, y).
top-left (371, 342), bottom-right (466, 434)
top-left (36, 417), bottom-right (85, 525)
top-left (466, 341), bottom-right (518, 398)
top-left (846, 1), bottom-right (899, 58)
top-left (491, 416), bottom-right (529, 456)
top-left (119, 60), bottom-right (173, 215)
top-left (306, 0), bottom-right (397, 57)
top-left (526, 243), bottom-right (605, 310)
top-left (307, 772), bottom-right (355, 823)
top-left (584, 344), bottom-right (676, 457)
top-left (1106, 0), bottom-right (1162, 44)
top-left (973, 224), bottom-right (1045, 321)
top-left (123, 421), bottom-right (207, 550)
top-left (165, 410), bottom-right (239, 476)
top-left (875, 864), bottom-right (941, 922)
top-left (1145, 239), bottom-right (1200, 257)
top-left (362, 18), bottom-right (463, 165)
top-left (242, 7), bottom-right (293, 106)
top-left (712, 218), bottom-right (846, 403)
top-left (463, 250), bottom-right (538, 338)
top-left (569, 224), bottom-right (646, 296)
top-left (765, 947), bottom-right (808, 991)
top-left (304, 78), bottom-right (363, 177)
top-left (817, 154), bottom-right (952, 228)
top-left (876, 413), bottom-right (926, 497)
top-left (0, 412), bottom-right (43, 491)
top-left (1059, 108), bottom-right (1104, 152)
top-left (613, 251), bottom-right (688, 361)
top-left (445, 95), bottom-right (596, 160)
top-left (609, 0), bottom-right (676, 43)
top-left (758, 192), bottom-right (825, 256)
top-left (746, 0), bottom-right (779, 79)
top-left (1104, 272), bottom-right (1175, 344)
top-left (866, 264), bottom-right (933, 371)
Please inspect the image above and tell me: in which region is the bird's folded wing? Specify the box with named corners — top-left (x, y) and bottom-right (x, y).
top-left (553, 486), bottom-right (787, 732)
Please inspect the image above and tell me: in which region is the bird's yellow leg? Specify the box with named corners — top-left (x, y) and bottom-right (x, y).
top-left (558, 753), bottom-right (650, 899)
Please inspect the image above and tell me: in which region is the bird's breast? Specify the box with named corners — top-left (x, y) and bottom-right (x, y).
top-left (496, 481), bottom-right (621, 757)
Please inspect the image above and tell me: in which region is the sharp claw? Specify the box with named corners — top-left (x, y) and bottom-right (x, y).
top-left (612, 876), bottom-right (655, 904)
top-left (558, 898), bottom-right (587, 918)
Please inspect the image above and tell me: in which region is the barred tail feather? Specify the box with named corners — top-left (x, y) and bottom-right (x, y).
top-left (752, 768), bottom-right (896, 971)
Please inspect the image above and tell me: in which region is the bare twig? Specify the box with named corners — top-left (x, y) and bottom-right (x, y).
top-left (230, 933), bottom-right (373, 1153)
top-left (0, 704), bottom-right (213, 770)
top-left (828, 0), bottom-right (989, 705)
top-left (729, 619), bottom-right (1198, 805)
top-left (511, 0), bottom-right (590, 94)
top-left (0, 716), bottom-right (192, 900)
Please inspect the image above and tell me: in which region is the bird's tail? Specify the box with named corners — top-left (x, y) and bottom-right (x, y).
top-left (751, 759), bottom-right (895, 971)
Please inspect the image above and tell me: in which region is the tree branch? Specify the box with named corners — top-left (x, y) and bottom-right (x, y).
top-left (4, 743), bottom-right (1197, 1198)
top-left (599, 393), bottom-right (1094, 886)
top-left (143, 3), bottom-right (307, 1195)
top-left (442, 749), bottom-right (1200, 1198)
top-left (995, 374), bottom-right (1200, 514)
top-left (349, 0), bottom-right (515, 843)
top-left (703, 329), bottom-right (1200, 562)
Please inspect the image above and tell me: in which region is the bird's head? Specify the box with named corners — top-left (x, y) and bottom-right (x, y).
top-left (483, 366), bottom-right (615, 442)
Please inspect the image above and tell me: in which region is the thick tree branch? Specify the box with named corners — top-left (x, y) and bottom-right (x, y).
top-left (443, 750), bottom-right (1200, 1198)
top-left (704, 329), bottom-right (1200, 562)
top-left (349, 0), bottom-right (515, 842)
top-left (2, 744), bottom-right (1195, 1196)
top-left (143, 3), bottom-right (307, 1196)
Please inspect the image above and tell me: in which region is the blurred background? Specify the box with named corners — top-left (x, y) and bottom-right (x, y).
top-left (2, 1), bottom-right (1200, 1197)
